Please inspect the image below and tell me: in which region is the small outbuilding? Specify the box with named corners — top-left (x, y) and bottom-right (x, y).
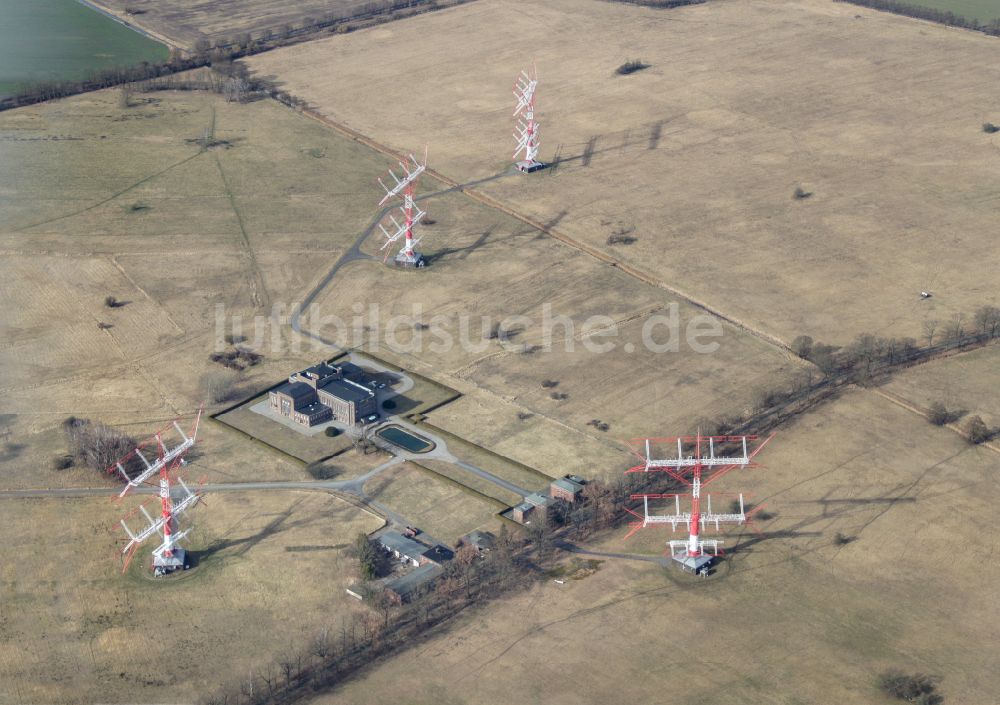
top-left (421, 544), bottom-right (454, 564)
top-left (462, 530), bottom-right (497, 553)
top-left (384, 563), bottom-right (443, 603)
top-left (550, 476), bottom-right (585, 503)
top-left (512, 493), bottom-right (552, 524)
top-left (377, 531), bottom-right (430, 567)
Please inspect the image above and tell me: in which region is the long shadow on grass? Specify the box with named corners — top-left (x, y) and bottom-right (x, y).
top-left (194, 496), bottom-right (317, 563)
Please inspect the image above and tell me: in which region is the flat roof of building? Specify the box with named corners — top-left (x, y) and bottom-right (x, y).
top-left (302, 361), bottom-right (339, 379)
top-left (319, 378), bottom-right (374, 404)
top-left (378, 531), bottom-right (428, 558)
top-left (526, 492), bottom-right (552, 507)
top-left (385, 563), bottom-right (443, 598)
top-left (338, 361), bottom-right (364, 376)
top-left (464, 530), bottom-right (496, 548)
top-left (273, 381), bottom-right (315, 400)
top-left (421, 545), bottom-right (454, 563)
top-left (552, 478), bottom-right (584, 494)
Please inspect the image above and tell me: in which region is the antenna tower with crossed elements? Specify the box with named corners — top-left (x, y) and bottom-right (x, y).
top-left (512, 64), bottom-right (545, 172)
top-left (111, 409), bottom-right (204, 576)
top-left (377, 148), bottom-right (429, 268)
top-left (624, 432), bottom-right (773, 574)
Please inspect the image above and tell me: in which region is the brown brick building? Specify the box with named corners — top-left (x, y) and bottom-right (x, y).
top-left (268, 361), bottom-right (377, 427)
top-left (550, 476), bottom-right (586, 503)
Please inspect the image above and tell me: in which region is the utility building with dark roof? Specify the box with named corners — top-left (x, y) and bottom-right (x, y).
top-left (268, 361), bottom-right (376, 427)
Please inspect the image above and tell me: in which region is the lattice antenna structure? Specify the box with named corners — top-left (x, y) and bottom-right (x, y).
top-left (623, 432), bottom-right (774, 574)
top-left (512, 63), bottom-right (544, 172)
top-left (111, 408), bottom-right (204, 576)
top-left (376, 147), bottom-right (429, 268)
top-left (111, 413), bottom-right (201, 499)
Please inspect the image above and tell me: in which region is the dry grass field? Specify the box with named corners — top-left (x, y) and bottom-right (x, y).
top-left (0, 490), bottom-right (382, 705)
top-left (308, 183), bottom-right (800, 476)
top-left (0, 86), bottom-right (398, 457)
top-left (91, 0), bottom-right (380, 47)
top-left (248, 0), bottom-right (1000, 347)
top-left (883, 343), bottom-right (1000, 429)
top-left (315, 389), bottom-right (1000, 705)
top-left (0, 87), bottom-right (432, 702)
top-left (0, 415), bottom-right (312, 491)
top-left (216, 398), bottom-right (353, 461)
top-left (419, 426), bottom-right (551, 491)
top-left (5, 1), bottom-right (1000, 699)
top-left (417, 459), bottom-right (522, 506)
top-left (363, 462), bottom-right (504, 544)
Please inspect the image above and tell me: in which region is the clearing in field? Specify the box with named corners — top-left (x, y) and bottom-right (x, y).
top-left (248, 0), bottom-right (1000, 346)
top-left (313, 388), bottom-right (1000, 705)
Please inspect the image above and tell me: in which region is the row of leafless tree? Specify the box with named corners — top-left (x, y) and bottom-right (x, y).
top-left (836, 0), bottom-right (1000, 35)
top-left (790, 305), bottom-right (1000, 381)
top-left (203, 302), bottom-right (1000, 702)
top-left (605, 0), bottom-right (704, 8)
top-left (733, 305), bottom-right (1000, 443)
top-left (0, 0), bottom-right (468, 113)
top-left (202, 527), bottom-right (527, 705)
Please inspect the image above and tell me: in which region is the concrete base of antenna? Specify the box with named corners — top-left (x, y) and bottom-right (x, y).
top-left (153, 548), bottom-right (190, 577)
top-left (393, 251), bottom-right (426, 268)
top-left (515, 160), bottom-right (547, 173)
top-left (671, 552), bottom-right (714, 575)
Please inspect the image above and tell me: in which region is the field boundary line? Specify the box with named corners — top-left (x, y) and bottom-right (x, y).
top-left (14, 149), bottom-right (204, 232)
top-left (76, 0), bottom-right (185, 51)
top-left (212, 151), bottom-right (270, 311)
top-left (110, 255), bottom-right (186, 334)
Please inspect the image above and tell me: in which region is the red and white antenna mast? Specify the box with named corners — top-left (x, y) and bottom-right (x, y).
top-left (377, 147), bottom-right (428, 268)
top-left (623, 432), bottom-right (773, 574)
top-left (111, 408), bottom-right (204, 576)
top-left (512, 63), bottom-right (544, 172)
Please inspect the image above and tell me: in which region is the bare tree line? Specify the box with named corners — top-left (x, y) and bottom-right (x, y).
top-left (198, 303), bottom-right (1000, 703)
top-left (604, 0), bottom-right (704, 7)
top-left (202, 527), bottom-right (527, 705)
top-left (0, 0), bottom-right (473, 113)
top-left (835, 0), bottom-right (1000, 37)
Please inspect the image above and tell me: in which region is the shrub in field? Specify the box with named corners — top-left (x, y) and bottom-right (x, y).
top-left (876, 670), bottom-right (941, 703)
top-left (927, 402), bottom-right (949, 426)
top-left (62, 417), bottom-right (136, 475)
top-left (51, 455), bottom-right (74, 471)
top-left (791, 335), bottom-right (813, 358)
top-left (616, 59), bottom-right (651, 75)
top-left (965, 415), bottom-right (990, 444)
